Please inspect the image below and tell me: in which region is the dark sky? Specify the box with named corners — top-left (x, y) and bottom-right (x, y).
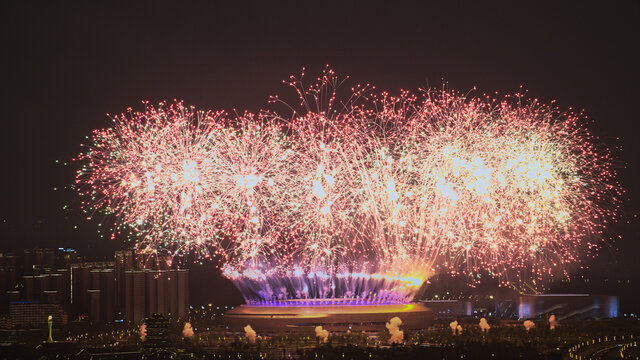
top-left (1, 2), bottom-right (638, 304)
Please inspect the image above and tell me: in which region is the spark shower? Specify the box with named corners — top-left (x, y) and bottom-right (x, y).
top-left (75, 69), bottom-right (619, 303)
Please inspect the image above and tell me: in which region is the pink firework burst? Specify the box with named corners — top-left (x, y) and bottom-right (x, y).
top-left (76, 69), bottom-right (620, 301)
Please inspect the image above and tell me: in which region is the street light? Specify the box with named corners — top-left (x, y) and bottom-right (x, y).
top-left (47, 315), bottom-right (53, 342)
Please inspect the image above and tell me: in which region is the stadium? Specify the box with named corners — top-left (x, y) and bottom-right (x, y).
top-left (223, 300), bottom-right (433, 332)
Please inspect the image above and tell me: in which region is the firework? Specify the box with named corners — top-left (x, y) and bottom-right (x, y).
top-left (76, 102), bottom-right (225, 258)
top-left (76, 69), bottom-right (619, 301)
top-left (355, 90), bottom-right (620, 287)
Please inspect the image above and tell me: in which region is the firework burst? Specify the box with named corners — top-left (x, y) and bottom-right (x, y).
top-left (76, 69), bottom-right (620, 301)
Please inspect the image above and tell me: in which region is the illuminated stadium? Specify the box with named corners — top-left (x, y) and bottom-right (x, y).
top-left (223, 269), bottom-right (433, 332)
top-left (224, 300), bottom-right (433, 332)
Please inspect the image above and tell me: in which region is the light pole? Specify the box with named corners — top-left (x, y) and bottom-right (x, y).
top-left (47, 315), bottom-right (53, 342)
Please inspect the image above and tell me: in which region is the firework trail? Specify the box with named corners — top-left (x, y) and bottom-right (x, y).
top-left (76, 68), bottom-right (620, 302)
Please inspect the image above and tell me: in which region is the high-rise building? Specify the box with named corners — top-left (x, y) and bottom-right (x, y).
top-left (177, 269), bottom-right (189, 319)
top-left (23, 248), bottom-right (56, 275)
top-left (100, 269), bottom-right (115, 322)
top-left (168, 270), bottom-right (179, 318)
top-left (89, 268), bottom-right (114, 322)
top-left (44, 249), bottom-right (55, 269)
top-left (125, 270), bottom-right (148, 323)
top-left (35, 274), bottom-right (50, 301)
top-left (115, 250), bottom-right (134, 315)
top-left (146, 271), bottom-right (157, 315)
top-left (0, 252), bottom-right (17, 268)
top-left (71, 265), bottom-right (90, 313)
top-left (156, 270), bottom-right (168, 315)
top-left (88, 289), bottom-right (101, 323)
top-left (123, 269), bottom-right (190, 323)
top-left (124, 271), bottom-right (133, 322)
top-left (23, 276), bottom-right (36, 301)
top-left (0, 266), bottom-right (16, 312)
top-left (52, 270), bottom-right (70, 307)
top-left (8, 248), bottom-right (189, 325)
top-left (71, 261), bottom-right (113, 317)
top-left (0, 253), bottom-right (17, 313)
top-left (133, 271), bottom-right (146, 323)
top-left (23, 249), bottom-right (35, 274)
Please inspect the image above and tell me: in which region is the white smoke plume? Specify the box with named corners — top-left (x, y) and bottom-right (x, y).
top-left (139, 323), bottom-right (147, 341)
top-left (182, 322), bottom-right (194, 338)
top-left (479, 318), bottom-right (491, 332)
top-left (548, 315), bottom-right (559, 330)
top-left (315, 326), bottom-right (329, 343)
top-left (449, 321), bottom-right (459, 335)
top-left (523, 320), bottom-right (535, 332)
top-left (385, 317), bottom-right (404, 344)
top-left (244, 324), bottom-right (257, 343)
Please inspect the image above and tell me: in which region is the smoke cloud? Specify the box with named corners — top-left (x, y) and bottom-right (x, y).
top-left (139, 323), bottom-right (147, 341)
top-left (182, 322), bottom-right (194, 338)
top-left (315, 326), bottom-right (329, 343)
top-left (523, 320), bottom-right (535, 332)
top-left (244, 324), bottom-right (257, 343)
top-left (479, 318), bottom-right (491, 332)
top-left (385, 317), bottom-right (404, 344)
top-left (548, 315), bottom-right (558, 330)
top-left (449, 321), bottom-right (461, 335)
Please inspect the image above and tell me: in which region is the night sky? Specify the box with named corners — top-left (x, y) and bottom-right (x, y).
top-left (1, 2), bottom-right (638, 305)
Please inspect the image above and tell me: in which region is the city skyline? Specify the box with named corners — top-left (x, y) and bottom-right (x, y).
top-left (0, 247), bottom-right (189, 327)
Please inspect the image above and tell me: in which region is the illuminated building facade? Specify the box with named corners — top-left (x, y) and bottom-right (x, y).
top-left (518, 294), bottom-right (619, 319)
top-left (8, 301), bottom-right (67, 328)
